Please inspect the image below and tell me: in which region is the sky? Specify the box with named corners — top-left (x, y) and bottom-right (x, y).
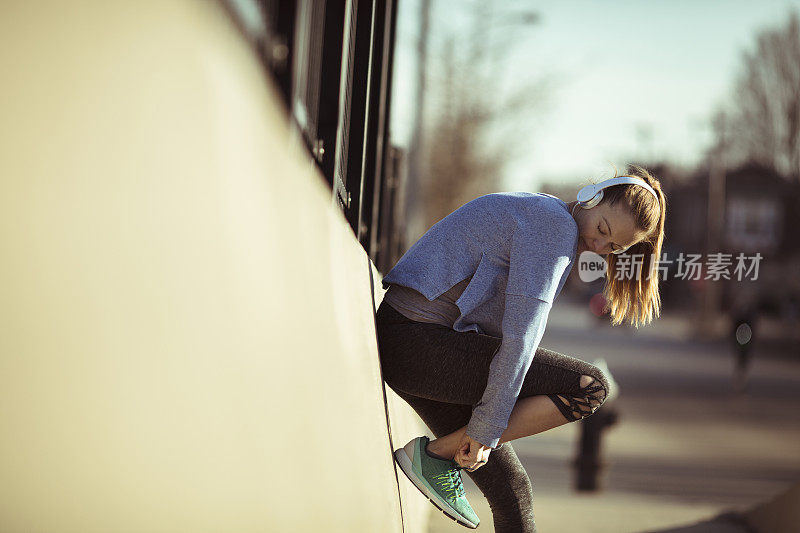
top-left (390, 0), bottom-right (800, 192)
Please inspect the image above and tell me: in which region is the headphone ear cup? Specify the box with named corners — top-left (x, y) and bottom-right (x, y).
top-left (579, 188), bottom-right (603, 209)
top-left (587, 189), bottom-right (603, 208)
top-left (577, 183), bottom-right (602, 209)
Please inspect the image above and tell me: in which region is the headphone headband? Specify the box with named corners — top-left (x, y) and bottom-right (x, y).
top-left (576, 176), bottom-right (660, 209)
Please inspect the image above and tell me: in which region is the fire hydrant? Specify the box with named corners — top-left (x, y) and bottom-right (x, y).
top-left (573, 358), bottom-right (619, 492)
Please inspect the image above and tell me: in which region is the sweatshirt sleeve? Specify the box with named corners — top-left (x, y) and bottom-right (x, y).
top-left (464, 219), bottom-right (574, 449)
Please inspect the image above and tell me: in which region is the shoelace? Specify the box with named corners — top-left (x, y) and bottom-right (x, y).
top-left (432, 467), bottom-right (465, 498)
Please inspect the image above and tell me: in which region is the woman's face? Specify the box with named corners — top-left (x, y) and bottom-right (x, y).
top-left (575, 200), bottom-right (647, 256)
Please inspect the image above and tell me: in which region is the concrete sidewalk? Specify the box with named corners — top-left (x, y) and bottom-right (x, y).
top-left (429, 490), bottom-right (753, 532)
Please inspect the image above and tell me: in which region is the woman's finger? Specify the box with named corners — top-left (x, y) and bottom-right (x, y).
top-left (461, 453), bottom-right (477, 468)
top-left (459, 446), bottom-right (474, 463)
top-left (455, 451), bottom-right (470, 468)
top-left (466, 459), bottom-right (487, 472)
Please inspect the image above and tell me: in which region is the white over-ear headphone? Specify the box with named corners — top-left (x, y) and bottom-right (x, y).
top-left (576, 176), bottom-right (660, 210)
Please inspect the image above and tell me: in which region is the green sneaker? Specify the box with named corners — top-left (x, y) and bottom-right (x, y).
top-left (394, 436), bottom-right (480, 529)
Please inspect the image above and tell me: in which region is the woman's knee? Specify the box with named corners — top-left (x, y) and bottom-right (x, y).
top-left (550, 366), bottom-right (610, 422)
top-left (578, 373), bottom-right (608, 412)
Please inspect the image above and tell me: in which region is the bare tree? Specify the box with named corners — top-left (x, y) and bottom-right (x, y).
top-left (714, 10), bottom-right (800, 182)
top-left (419, 0), bottom-right (550, 228)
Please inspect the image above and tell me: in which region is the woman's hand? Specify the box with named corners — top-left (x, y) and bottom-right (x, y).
top-left (455, 434), bottom-right (491, 472)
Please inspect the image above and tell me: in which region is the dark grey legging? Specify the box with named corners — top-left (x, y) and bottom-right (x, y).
top-left (375, 299), bottom-right (610, 533)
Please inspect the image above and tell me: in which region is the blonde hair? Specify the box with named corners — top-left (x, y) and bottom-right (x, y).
top-left (596, 164), bottom-right (667, 328)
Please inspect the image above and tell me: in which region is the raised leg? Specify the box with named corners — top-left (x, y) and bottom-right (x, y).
top-left (428, 375), bottom-right (606, 459)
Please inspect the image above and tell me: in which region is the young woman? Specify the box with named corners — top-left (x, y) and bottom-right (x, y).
top-left (376, 165), bottom-right (666, 531)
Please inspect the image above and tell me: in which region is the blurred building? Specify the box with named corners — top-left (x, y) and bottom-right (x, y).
top-left (665, 163), bottom-right (800, 317)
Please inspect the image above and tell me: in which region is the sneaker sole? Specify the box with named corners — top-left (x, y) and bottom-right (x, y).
top-left (393, 447), bottom-right (478, 529)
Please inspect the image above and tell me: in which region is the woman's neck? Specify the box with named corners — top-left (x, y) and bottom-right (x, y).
top-left (567, 200), bottom-right (580, 218)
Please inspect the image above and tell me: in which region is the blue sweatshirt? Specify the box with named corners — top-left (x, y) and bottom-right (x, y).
top-left (381, 192), bottom-right (579, 448)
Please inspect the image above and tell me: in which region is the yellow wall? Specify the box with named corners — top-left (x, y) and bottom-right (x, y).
top-left (0, 1), bottom-right (427, 531)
